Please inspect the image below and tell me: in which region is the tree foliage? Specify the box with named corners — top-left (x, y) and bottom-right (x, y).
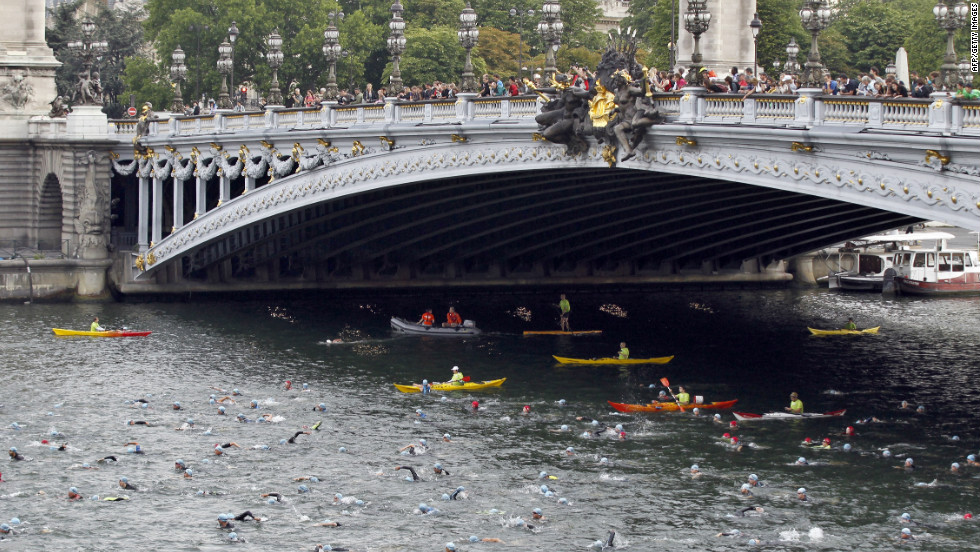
top-left (119, 56), bottom-right (174, 111)
top-left (381, 26), bottom-right (487, 89)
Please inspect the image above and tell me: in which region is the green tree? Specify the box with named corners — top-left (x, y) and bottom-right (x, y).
top-left (830, 0), bottom-right (910, 75)
top-left (404, 0), bottom-right (466, 28)
top-left (120, 56), bottom-right (174, 112)
top-left (756, 0), bottom-right (807, 76)
top-left (381, 26), bottom-right (487, 88)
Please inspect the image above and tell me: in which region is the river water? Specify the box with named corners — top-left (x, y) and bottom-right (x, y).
top-left (1, 288), bottom-right (978, 551)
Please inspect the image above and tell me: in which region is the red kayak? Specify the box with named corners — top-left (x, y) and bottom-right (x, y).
top-left (608, 399), bottom-right (738, 413)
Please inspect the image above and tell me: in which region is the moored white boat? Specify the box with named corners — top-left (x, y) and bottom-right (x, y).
top-left (892, 235), bottom-right (980, 296)
top-left (829, 232), bottom-right (955, 292)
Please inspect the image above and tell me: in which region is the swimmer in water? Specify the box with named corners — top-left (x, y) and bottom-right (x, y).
top-left (127, 420), bottom-right (151, 426)
top-left (531, 507), bottom-right (545, 521)
top-left (284, 380), bottom-right (292, 390)
top-left (125, 442), bottom-right (145, 454)
top-left (738, 506), bottom-right (765, 517)
top-left (901, 457), bottom-right (915, 471)
top-left (214, 442), bottom-right (241, 455)
top-left (287, 431), bottom-right (311, 444)
top-left (433, 463), bottom-right (450, 475)
top-left (261, 492), bottom-right (283, 502)
top-left (716, 528), bottom-right (742, 537)
top-left (967, 454), bottom-right (979, 467)
top-left (175, 459), bottom-right (187, 472)
top-left (68, 486), bottom-right (82, 500)
top-left (900, 527), bottom-right (914, 540)
top-left (216, 396), bottom-right (236, 404)
top-left (713, 413), bottom-right (724, 424)
top-left (313, 403), bottom-right (326, 412)
top-left (748, 473), bottom-right (764, 487)
top-left (795, 457), bottom-right (808, 466)
top-left (740, 483), bottom-right (753, 496)
top-left (450, 486), bottom-right (466, 500)
top-left (398, 444), bottom-right (418, 456)
top-left (118, 477), bottom-right (138, 491)
top-left (950, 462), bottom-right (961, 474)
top-left (690, 464), bottom-right (701, 478)
top-left (521, 405), bottom-right (531, 415)
top-left (8, 448), bottom-right (24, 461)
top-left (796, 487), bottom-right (808, 501)
top-left (314, 519), bottom-right (342, 527)
top-left (396, 466), bottom-right (420, 481)
top-left (172, 401), bottom-right (182, 410)
top-left (233, 511), bottom-right (260, 522)
top-left (97, 455), bottom-right (118, 464)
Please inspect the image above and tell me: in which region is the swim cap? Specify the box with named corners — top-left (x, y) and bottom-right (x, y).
top-left (691, 464), bottom-right (699, 471)
top-left (236, 413), bottom-right (245, 419)
top-left (748, 539), bottom-right (758, 546)
top-left (298, 484), bottom-right (309, 493)
top-left (843, 443), bottom-right (852, 451)
top-left (714, 413), bottom-right (721, 420)
top-left (279, 439), bottom-right (287, 445)
top-left (544, 490), bottom-right (554, 497)
top-left (560, 424), bottom-right (569, 431)
top-left (302, 384), bottom-right (308, 389)
top-left (692, 408), bottom-right (700, 414)
top-left (355, 499), bottom-right (364, 506)
top-left (900, 513), bottom-right (911, 520)
top-left (422, 379), bottom-right (428, 385)
top-left (741, 483), bottom-right (751, 491)
top-left (846, 426), bottom-right (854, 435)
top-left (310, 476), bottom-right (319, 483)
top-left (187, 419), bottom-right (194, 424)
top-left (217, 513), bottom-right (229, 521)
top-left (120, 477), bottom-right (128, 483)
top-left (444, 433), bottom-right (451, 440)
top-left (0, 524), bottom-right (10, 532)
top-left (901, 528), bottom-right (911, 535)
top-left (965, 513), bottom-right (973, 519)
top-left (540, 485), bottom-right (549, 493)
top-left (558, 399), bottom-right (566, 405)
top-left (418, 502), bottom-right (429, 511)
top-left (916, 405), bottom-right (925, 412)
top-left (797, 457), bottom-right (806, 463)
top-left (970, 455), bottom-right (977, 461)
top-left (615, 424), bottom-right (624, 432)
top-left (730, 421), bottom-right (737, 427)
top-left (565, 446), bottom-right (574, 454)
top-left (209, 399), bottom-right (216, 405)
top-left (441, 493), bottom-right (450, 500)
top-left (9, 447), bottom-right (16, 453)
top-left (339, 447), bottom-right (347, 453)
top-left (227, 532), bottom-right (238, 540)
top-left (472, 401), bottom-right (479, 407)
top-left (173, 401), bottom-right (180, 407)
top-left (723, 433), bottom-right (731, 439)
top-left (905, 458), bottom-right (913, 465)
top-left (523, 405), bottom-right (531, 411)
top-left (659, 390), bottom-right (666, 396)
top-left (420, 439), bottom-right (428, 447)
top-left (176, 459), bottom-right (185, 466)
top-left (749, 473), bottom-right (758, 481)
top-left (141, 403), bottom-right (148, 409)
top-left (469, 535), bottom-right (479, 542)
top-left (446, 543), bottom-right (457, 551)
top-left (823, 438), bottom-right (831, 444)
top-left (218, 406), bottom-right (225, 412)
top-left (185, 469), bottom-right (193, 476)
top-left (319, 403), bottom-right (326, 410)
top-left (82, 463), bottom-right (90, 468)
top-left (797, 487), bottom-right (806, 494)
top-left (70, 486), bottom-right (78, 493)
top-left (952, 462), bottom-right (961, 469)
top-left (882, 449), bottom-right (891, 457)
top-left (90, 495), bottom-right (99, 500)
top-left (731, 436), bottom-right (739, 443)
top-left (731, 529), bottom-right (741, 536)
top-left (267, 498), bottom-right (276, 504)
top-left (436, 463), bottom-right (445, 470)
top-left (558, 497), bottom-right (568, 504)
top-left (804, 437), bottom-right (812, 443)
top-left (250, 400), bottom-right (258, 406)
top-left (952, 435), bottom-right (960, 441)
top-left (335, 493), bottom-right (343, 499)
top-left (599, 457), bottom-right (609, 464)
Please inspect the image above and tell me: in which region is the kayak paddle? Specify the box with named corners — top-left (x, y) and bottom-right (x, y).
top-left (660, 377), bottom-right (685, 413)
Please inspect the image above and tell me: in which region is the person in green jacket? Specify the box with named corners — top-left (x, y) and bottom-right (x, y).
top-left (676, 386), bottom-right (691, 405)
top-left (558, 294), bottom-right (571, 331)
top-left (617, 342), bottom-right (629, 360)
top-left (844, 317), bottom-right (857, 330)
top-left (785, 392), bottom-right (803, 414)
top-left (90, 317), bottom-right (105, 332)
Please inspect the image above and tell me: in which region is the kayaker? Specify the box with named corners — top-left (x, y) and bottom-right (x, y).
top-left (447, 366), bottom-right (465, 385)
top-left (558, 294), bottom-right (571, 331)
top-left (785, 392), bottom-right (803, 414)
top-left (417, 309), bottom-right (435, 326)
top-left (443, 307), bottom-right (463, 328)
top-left (618, 342), bottom-right (629, 360)
top-left (844, 317), bottom-right (857, 330)
top-left (90, 316), bottom-right (105, 332)
top-left (675, 386), bottom-right (691, 405)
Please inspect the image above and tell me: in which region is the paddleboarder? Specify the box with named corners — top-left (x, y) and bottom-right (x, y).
top-left (785, 392), bottom-right (803, 414)
top-left (618, 342), bottom-right (629, 360)
top-left (558, 294), bottom-right (571, 331)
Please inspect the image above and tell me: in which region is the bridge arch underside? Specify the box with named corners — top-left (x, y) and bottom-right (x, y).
top-left (171, 168), bottom-right (919, 289)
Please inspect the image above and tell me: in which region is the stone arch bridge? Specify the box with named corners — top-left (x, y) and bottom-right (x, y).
top-left (106, 91), bottom-right (979, 292)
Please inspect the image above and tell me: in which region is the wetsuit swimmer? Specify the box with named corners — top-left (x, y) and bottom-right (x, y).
top-left (57, 443), bottom-right (68, 451)
top-left (532, 508), bottom-right (545, 521)
top-left (8, 448), bottom-right (24, 461)
top-left (433, 463), bottom-right (450, 475)
top-left (313, 403), bottom-right (327, 412)
top-left (314, 519), bottom-right (342, 527)
top-left (716, 529), bottom-right (742, 537)
top-left (102, 497), bottom-right (130, 501)
top-left (98, 455), bottom-right (118, 463)
top-left (313, 545), bottom-right (349, 551)
top-left (396, 466), bottom-right (419, 480)
top-left (68, 486), bottom-right (82, 500)
top-left (125, 442), bottom-right (144, 454)
top-left (214, 443), bottom-right (241, 455)
top-left (261, 492), bottom-right (283, 502)
top-left (399, 445), bottom-right (417, 455)
top-left (288, 431), bottom-right (311, 444)
top-left (738, 506), bottom-right (765, 517)
top-left (218, 513), bottom-right (235, 529)
top-left (119, 477), bottom-right (138, 491)
top-left (310, 421), bottom-right (322, 431)
top-left (450, 486), bottom-right (466, 500)
top-left (797, 488), bottom-right (808, 501)
top-left (127, 420), bottom-right (151, 426)
top-left (234, 511), bottom-right (259, 521)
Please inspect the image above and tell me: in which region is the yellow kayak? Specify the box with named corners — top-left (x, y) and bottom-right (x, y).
top-left (53, 328), bottom-right (152, 337)
top-left (808, 326), bottom-right (880, 336)
top-left (393, 378), bottom-right (506, 393)
top-left (552, 355), bottom-right (674, 365)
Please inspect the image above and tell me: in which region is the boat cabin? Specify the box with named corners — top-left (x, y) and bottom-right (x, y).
top-left (892, 246), bottom-right (979, 283)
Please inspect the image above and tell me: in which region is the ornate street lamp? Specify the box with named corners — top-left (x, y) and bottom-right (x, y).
top-left (387, 2), bottom-right (407, 94)
top-left (934, 1), bottom-right (970, 91)
top-left (458, 3), bottom-right (480, 93)
top-left (227, 21), bottom-right (239, 103)
top-left (217, 40), bottom-right (233, 109)
top-left (784, 37), bottom-right (800, 77)
top-left (959, 57), bottom-right (972, 84)
top-left (749, 13), bottom-right (761, 79)
top-left (537, 0), bottom-right (563, 82)
top-left (266, 29), bottom-right (284, 106)
top-left (683, 0), bottom-right (711, 87)
top-left (799, 0), bottom-right (833, 88)
top-left (170, 46), bottom-right (187, 113)
top-left (885, 61), bottom-right (897, 76)
top-left (323, 11), bottom-right (344, 100)
top-left (508, 6), bottom-right (534, 82)
top-left (66, 17), bottom-right (109, 106)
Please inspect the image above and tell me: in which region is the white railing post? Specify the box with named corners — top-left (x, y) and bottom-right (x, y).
top-left (264, 105), bottom-right (275, 129)
top-left (501, 98), bottom-right (511, 118)
top-left (356, 106), bottom-right (365, 124)
top-left (795, 88), bottom-right (820, 126)
top-left (456, 92), bottom-right (477, 122)
top-left (168, 118), bottom-right (177, 135)
top-left (928, 91), bottom-right (952, 133)
top-left (867, 99), bottom-right (884, 128)
top-left (320, 101), bottom-right (335, 127)
top-left (423, 102), bottom-right (433, 123)
top-left (676, 87), bottom-right (705, 124)
top-left (950, 102), bottom-right (964, 133)
top-left (385, 96), bottom-right (397, 124)
top-left (742, 96), bottom-right (757, 124)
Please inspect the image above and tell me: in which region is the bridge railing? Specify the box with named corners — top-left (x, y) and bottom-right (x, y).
top-left (109, 89), bottom-right (979, 139)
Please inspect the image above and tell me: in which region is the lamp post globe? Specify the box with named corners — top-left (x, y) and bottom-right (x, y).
top-left (683, 0), bottom-right (711, 87)
top-left (749, 13), bottom-right (762, 79)
top-left (323, 11), bottom-right (344, 100)
top-left (266, 29), bottom-right (284, 106)
top-left (217, 40), bottom-right (233, 109)
top-left (934, 1), bottom-right (970, 90)
top-left (387, 2), bottom-right (407, 93)
top-left (799, 0), bottom-right (833, 88)
top-left (537, 0), bottom-right (562, 82)
top-left (170, 46), bottom-right (187, 113)
top-left (458, 3), bottom-right (479, 93)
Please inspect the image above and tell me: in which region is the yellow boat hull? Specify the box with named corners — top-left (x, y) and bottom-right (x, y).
top-left (552, 355), bottom-right (674, 365)
top-left (807, 326), bottom-right (880, 336)
top-left (393, 378), bottom-right (507, 393)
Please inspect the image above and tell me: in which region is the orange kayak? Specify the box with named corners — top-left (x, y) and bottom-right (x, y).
top-left (607, 399), bottom-right (738, 413)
